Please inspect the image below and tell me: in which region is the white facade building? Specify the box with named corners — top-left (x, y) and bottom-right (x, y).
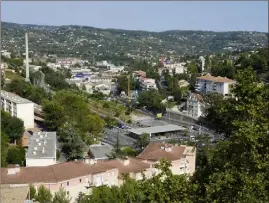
top-left (140, 78), bottom-right (157, 90)
top-left (1, 90), bottom-right (34, 128)
top-left (187, 93), bottom-right (204, 118)
top-left (195, 75), bottom-right (236, 96)
top-left (26, 132), bottom-right (57, 167)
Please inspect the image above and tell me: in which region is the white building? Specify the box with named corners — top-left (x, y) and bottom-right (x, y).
top-left (140, 78), bottom-right (157, 91)
top-left (187, 93), bottom-right (205, 118)
top-left (1, 90), bottom-right (34, 128)
top-left (26, 131), bottom-right (57, 167)
top-left (1, 50), bottom-right (11, 58)
top-left (195, 74), bottom-right (236, 96)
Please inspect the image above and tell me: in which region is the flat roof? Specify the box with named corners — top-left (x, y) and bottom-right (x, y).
top-left (1, 185), bottom-right (29, 203)
top-left (89, 145), bottom-right (112, 159)
top-left (128, 124), bottom-right (186, 135)
top-left (26, 132), bottom-right (56, 159)
top-left (1, 90), bottom-right (33, 104)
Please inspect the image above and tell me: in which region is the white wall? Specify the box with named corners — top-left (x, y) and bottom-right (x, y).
top-left (26, 158), bottom-right (56, 167)
top-left (14, 103), bottom-right (34, 129)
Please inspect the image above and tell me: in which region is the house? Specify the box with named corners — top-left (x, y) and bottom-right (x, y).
top-left (139, 77), bottom-right (157, 91)
top-left (1, 90), bottom-right (34, 129)
top-left (25, 132), bottom-right (57, 167)
top-left (178, 80), bottom-right (190, 88)
top-left (137, 143), bottom-right (196, 176)
top-left (186, 93), bottom-right (205, 118)
top-left (133, 70), bottom-right (146, 79)
top-left (195, 74), bottom-right (236, 96)
top-left (1, 185), bottom-right (30, 203)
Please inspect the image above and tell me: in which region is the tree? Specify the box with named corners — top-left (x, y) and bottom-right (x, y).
top-left (52, 188), bottom-right (72, 203)
top-left (134, 133), bottom-right (150, 152)
top-left (6, 146), bottom-right (25, 166)
top-left (195, 68), bottom-right (269, 202)
top-left (59, 123), bottom-right (86, 160)
top-left (35, 185), bottom-right (53, 203)
top-left (29, 184), bottom-right (36, 200)
top-left (42, 100), bottom-right (66, 131)
top-left (173, 88), bottom-right (182, 103)
top-left (1, 132), bottom-right (9, 167)
top-left (138, 90), bottom-right (165, 113)
top-left (1, 111), bottom-right (24, 143)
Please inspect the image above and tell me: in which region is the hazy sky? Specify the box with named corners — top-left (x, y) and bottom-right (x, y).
top-left (2, 1), bottom-right (268, 32)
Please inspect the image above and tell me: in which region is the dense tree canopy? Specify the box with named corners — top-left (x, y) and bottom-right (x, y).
top-left (1, 111), bottom-right (24, 143)
top-left (138, 90), bottom-right (165, 113)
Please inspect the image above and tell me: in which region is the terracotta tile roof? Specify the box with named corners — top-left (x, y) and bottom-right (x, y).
top-left (137, 143), bottom-right (186, 161)
top-left (1, 161), bottom-right (116, 185)
top-left (100, 158), bottom-right (151, 174)
top-left (189, 93), bottom-right (204, 102)
top-left (198, 75), bottom-right (235, 83)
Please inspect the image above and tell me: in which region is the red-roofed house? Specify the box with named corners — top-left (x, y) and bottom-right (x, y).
top-left (137, 143), bottom-right (196, 176)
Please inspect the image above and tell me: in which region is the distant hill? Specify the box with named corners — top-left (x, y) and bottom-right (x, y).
top-left (1, 21), bottom-right (268, 59)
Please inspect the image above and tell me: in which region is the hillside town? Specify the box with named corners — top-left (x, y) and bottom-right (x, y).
top-left (1, 2), bottom-right (269, 203)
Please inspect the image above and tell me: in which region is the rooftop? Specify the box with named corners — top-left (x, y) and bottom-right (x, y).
top-left (88, 145), bottom-right (113, 160)
top-left (197, 75), bottom-right (235, 83)
top-left (128, 124), bottom-right (186, 135)
top-left (100, 157), bottom-right (151, 175)
top-left (26, 132), bottom-right (56, 159)
top-left (189, 93), bottom-right (204, 102)
top-left (1, 185), bottom-right (29, 203)
top-left (137, 143), bottom-right (187, 161)
top-left (1, 90), bottom-right (33, 104)
top-left (1, 161), bottom-right (116, 184)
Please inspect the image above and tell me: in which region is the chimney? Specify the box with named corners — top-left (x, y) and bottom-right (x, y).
top-left (25, 32), bottom-right (30, 82)
top-left (118, 157), bottom-right (130, 166)
top-left (7, 164), bottom-right (20, 175)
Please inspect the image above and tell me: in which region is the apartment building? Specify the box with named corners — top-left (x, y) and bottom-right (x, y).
top-left (137, 143), bottom-right (196, 176)
top-left (26, 132), bottom-right (57, 167)
top-left (2, 143), bottom-right (195, 201)
top-left (1, 90), bottom-right (34, 128)
top-left (140, 77), bottom-right (157, 91)
top-left (186, 93), bottom-right (205, 118)
top-left (195, 74), bottom-right (236, 96)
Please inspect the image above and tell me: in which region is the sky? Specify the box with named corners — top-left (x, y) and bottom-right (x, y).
top-left (1, 1), bottom-right (268, 32)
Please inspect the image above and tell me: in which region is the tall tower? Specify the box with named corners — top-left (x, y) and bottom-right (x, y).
top-left (25, 32), bottom-right (30, 82)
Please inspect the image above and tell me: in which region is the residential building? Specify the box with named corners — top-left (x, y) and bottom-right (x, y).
top-left (1, 50), bottom-right (11, 58)
top-left (1, 90), bottom-right (34, 128)
top-left (26, 132), bottom-right (57, 167)
top-left (137, 143), bottom-right (196, 176)
top-left (139, 77), bottom-right (157, 91)
top-left (133, 70), bottom-right (146, 79)
top-left (186, 93), bottom-right (205, 118)
top-left (1, 144), bottom-right (196, 201)
top-left (178, 79), bottom-right (190, 88)
top-left (1, 161), bottom-right (119, 203)
top-left (195, 74), bottom-right (236, 96)
top-left (90, 76), bottom-right (113, 83)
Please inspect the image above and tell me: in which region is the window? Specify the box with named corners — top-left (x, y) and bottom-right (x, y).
top-left (61, 183), bottom-right (63, 187)
top-left (67, 182), bottom-right (69, 186)
top-left (67, 191), bottom-right (69, 195)
top-left (79, 179), bottom-right (82, 183)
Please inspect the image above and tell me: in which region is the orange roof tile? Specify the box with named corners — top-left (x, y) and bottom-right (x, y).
top-left (137, 143), bottom-right (186, 161)
top-left (198, 75), bottom-right (235, 83)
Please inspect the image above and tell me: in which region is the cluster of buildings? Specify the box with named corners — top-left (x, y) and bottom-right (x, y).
top-left (133, 71), bottom-right (157, 91)
top-left (186, 74), bottom-right (236, 119)
top-left (1, 142), bottom-right (196, 202)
